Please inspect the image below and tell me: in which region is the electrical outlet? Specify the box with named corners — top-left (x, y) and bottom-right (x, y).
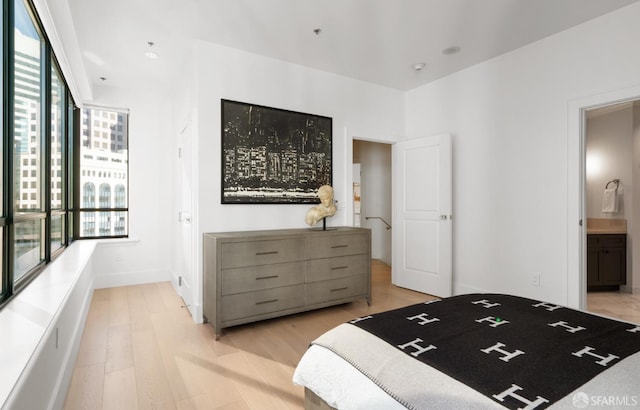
top-left (531, 273), bottom-right (540, 287)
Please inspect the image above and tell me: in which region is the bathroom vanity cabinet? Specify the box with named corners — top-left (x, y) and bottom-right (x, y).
top-left (587, 233), bottom-right (626, 290)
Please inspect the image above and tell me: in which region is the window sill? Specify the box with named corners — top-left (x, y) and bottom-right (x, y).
top-left (0, 240), bottom-right (97, 409)
top-left (94, 236), bottom-right (140, 246)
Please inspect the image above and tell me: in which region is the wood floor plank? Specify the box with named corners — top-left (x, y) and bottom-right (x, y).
top-left (105, 323), bottom-right (134, 373)
top-left (102, 367), bottom-right (138, 410)
top-left (74, 323), bottom-right (107, 368)
top-left (587, 291), bottom-right (640, 323)
top-left (131, 329), bottom-right (177, 410)
top-left (142, 283), bottom-right (170, 314)
top-left (127, 285), bottom-right (154, 333)
top-left (74, 295), bottom-right (110, 367)
top-left (173, 351), bottom-right (245, 408)
top-left (108, 286), bottom-right (130, 327)
top-left (216, 351), bottom-right (290, 410)
top-left (63, 362), bottom-right (105, 410)
top-left (237, 350), bottom-right (303, 409)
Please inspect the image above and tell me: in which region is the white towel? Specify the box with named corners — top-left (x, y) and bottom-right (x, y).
top-left (602, 188), bottom-right (618, 213)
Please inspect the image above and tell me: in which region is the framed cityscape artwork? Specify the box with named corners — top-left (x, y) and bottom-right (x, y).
top-left (221, 99), bottom-right (332, 204)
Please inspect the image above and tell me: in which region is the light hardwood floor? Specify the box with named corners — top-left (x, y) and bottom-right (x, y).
top-left (63, 260), bottom-right (430, 410)
top-left (587, 290), bottom-right (640, 324)
top-left (63, 262), bottom-right (640, 410)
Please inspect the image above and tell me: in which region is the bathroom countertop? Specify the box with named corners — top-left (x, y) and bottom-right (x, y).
top-left (586, 218), bottom-right (627, 234)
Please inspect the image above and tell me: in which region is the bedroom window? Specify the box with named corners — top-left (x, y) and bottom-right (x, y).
top-left (12, 0), bottom-right (46, 286)
top-left (1, 0), bottom-right (77, 308)
top-left (77, 107), bottom-right (129, 238)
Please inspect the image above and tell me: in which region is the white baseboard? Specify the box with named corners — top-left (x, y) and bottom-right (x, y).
top-left (93, 269), bottom-right (171, 289)
top-left (454, 282), bottom-right (489, 295)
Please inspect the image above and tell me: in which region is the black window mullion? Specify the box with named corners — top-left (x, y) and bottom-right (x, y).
top-left (43, 41), bottom-right (51, 262)
top-left (72, 105), bottom-right (80, 239)
top-left (4, 0), bottom-right (16, 301)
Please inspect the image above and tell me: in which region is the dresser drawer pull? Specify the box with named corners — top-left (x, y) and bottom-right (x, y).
top-left (256, 299), bottom-right (279, 305)
top-left (331, 245), bottom-right (348, 249)
top-left (256, 275), bottom-right (279, 280)
top-left (330, 287), bottom-right (348, 292)
top-left (331, 266), bottom-right (349, 270)
top-left (256, 251), bottom-right (279, 256)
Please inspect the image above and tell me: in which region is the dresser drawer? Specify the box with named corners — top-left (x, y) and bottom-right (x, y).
top-left (221, 284), bottom-right (305, 321)
top-left (221, 238), bottom-right (305, 269)
top-left (306, 276), bottom-right (367, 305)
top-left (306, 234), bottom-right (369, 259)
top-left (221, 262), bottom-right (305, 295)
top-left (306, 254), bottom-right (369, 283)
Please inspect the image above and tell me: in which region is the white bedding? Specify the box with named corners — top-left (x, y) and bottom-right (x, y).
top-left (293, 323), bottom-right (640, 410)
top-left (293, 327), bottom-right (504, 410)
top-left (293, 344), bottom-right (407, 410)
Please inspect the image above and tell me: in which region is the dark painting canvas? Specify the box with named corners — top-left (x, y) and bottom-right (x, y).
top-left (221, 99), bottom-right (332, 204)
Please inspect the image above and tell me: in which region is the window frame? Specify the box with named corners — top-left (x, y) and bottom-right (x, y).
top-left (0, 0), bottom-right (77, 308)
top-left (75, 105), bottom-right (129, 240)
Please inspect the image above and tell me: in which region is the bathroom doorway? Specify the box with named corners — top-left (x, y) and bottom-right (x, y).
top-left (583, 100), bottom-right (640, 322)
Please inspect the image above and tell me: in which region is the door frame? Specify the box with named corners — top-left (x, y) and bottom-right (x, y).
top-left (567, 84), bottom-right (640, 310)
top-left (346, 134), bottom-right (395, 228)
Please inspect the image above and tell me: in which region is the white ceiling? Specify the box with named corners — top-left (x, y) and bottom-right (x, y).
top-left (65, 0), bottom-right (640, 96)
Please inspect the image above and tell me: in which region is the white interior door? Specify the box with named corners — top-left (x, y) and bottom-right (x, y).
top-left (178, 122), bottom-right (195, 313)
top-left (392, 134), bottom-right (452, 297)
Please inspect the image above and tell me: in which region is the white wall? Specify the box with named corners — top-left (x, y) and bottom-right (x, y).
top-left (194, 41), bottom-right (404, 234)
top-left (87, 85), bottom-right (175, 289)
top-left (404, 2), bottom-right (640, 305)
top-left (353, 140), bottom-right (392, 263)
top-left (585, 106), bottom-right (633, 219)
top-left (188, 41), bottom-right (404, 321)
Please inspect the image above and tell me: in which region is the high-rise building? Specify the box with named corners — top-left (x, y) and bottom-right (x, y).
top-left (79, 108), bottom-right (129, 237)
top-left (13, 29), bottom-right (42, 212)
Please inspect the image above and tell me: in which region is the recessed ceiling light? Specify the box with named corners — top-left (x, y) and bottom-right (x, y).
top-left (144, 41), bottom-right (159, 59)
top-left (412, 62), bottom-right (426, 71)
top-left (442, 46), bottom-right (461, 55)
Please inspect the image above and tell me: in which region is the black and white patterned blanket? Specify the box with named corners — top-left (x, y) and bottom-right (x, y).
top-left (313, 294), bottom-right (640, 409)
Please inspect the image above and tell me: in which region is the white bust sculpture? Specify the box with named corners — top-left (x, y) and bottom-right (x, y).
top-left (305, 185), bottom-right (337, 226)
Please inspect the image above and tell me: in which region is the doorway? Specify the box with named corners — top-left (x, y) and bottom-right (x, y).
top-left (583, 101), bottom-right (639, 321)
top-left (568, 84), bottom-right (640, 312)
top-left (353, 139), bottom-right (392, 265)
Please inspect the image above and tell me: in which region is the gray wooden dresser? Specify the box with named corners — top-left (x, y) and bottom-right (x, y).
top-left (203, 227), bottom-right (371, 338)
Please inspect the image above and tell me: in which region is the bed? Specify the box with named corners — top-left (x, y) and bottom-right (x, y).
top-left (293, 293), bottom-right (640, 409)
